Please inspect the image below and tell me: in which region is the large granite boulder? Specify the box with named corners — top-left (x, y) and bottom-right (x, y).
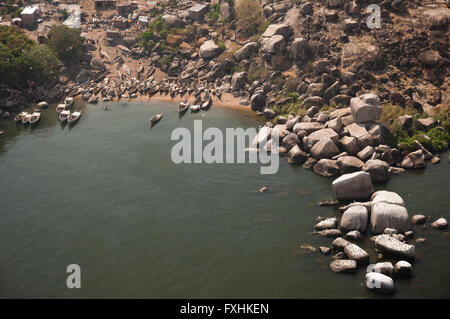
top-left (350, 94), bottom-right (382, 123)
top-left (285, 145), bottom-right (308, 164)
top-left (251, 92), bottom-right (266, 111)
top-left (313, 159), bottom-right (340, 176)
top-left (337, 156), bottom-right (364, 174)
top-left (339, 136), bottom-right (359, 155)
top-left (363, 159), bottom-right (390, 183)
top-left (371, 202), bottom-right (410, 234)
top-left (371, 191), bottom-right (405, 206)
top-left (261, 35), bottom-right (286, 53)
top-left (293, 122), bottom-right (323, 135)
top-left (199, 40), bottom-right (222, 59)
top-left (303, 128), bottom-right (339, 150)
top-left (234, 42), bottom-right (258, 61)
top-left (341, 205), bottom-right (368, 232)
top-left (311, 137), bottom-right (340, 159)
top-left (261, 24), bottom-right (292, 38)
top-left (231, 71), bottom-right (247, 91)
top-left (290, 37), bottom-right (310, 60)
top-left (281, 133), bottom-right (299, 150)
top-left (162, 14), bottom-right (184, 28)
top-left (332, 171), bottom-right (373, 200)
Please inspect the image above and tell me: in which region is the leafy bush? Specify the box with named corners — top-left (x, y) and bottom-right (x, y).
top-left (381, 103), bottom-right (450, 153)
top-left (236, 0), bottom-right (264, 36)
top-left (0, 25), bottom-right (60, 88)
top-left (207, 4), bottom-right (221, 23)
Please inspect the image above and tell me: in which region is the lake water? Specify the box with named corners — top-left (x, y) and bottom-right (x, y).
top-left (0, 100), bottom-right (449, 298)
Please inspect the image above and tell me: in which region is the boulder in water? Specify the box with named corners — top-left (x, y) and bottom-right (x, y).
top-left (375, 234), bottom-right (415, 259)
top-left (371, 202), bottom-right (410, 234)
top-left (364, 272), bottom-right (395, 294)
top-left (341, 205), bottom-right (368, 232)
top-left (330, 260), bottom-right (357, 273)
top-left (332, 171), bottom-right (373, 200)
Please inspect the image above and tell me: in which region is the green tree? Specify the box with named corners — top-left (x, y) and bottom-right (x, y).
top-left (47, 25), bottom-right (83, 64)
top-left (17, 45), bottom-right (61, 85)
top-left (236, 0), bottom-right (264, 36)
top-left (0, 25), bottom-right (60, 88)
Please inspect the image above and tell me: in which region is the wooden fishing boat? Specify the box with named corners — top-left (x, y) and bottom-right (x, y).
top-left (59, 110), bottom-right (70, 122)
top-left (150, 113), bottom-right (162, 126)
top-left (64, 97), bottom-right (74, 108)
top-left (178, 100), bottom-right (189, 115)
top-left (22, 113), bottom-right (32, 125)
top-left (170, 91), bottom-right (177, 99)
top-left (56, 103), bottom-right (66, 113)
top-left (190, 104), bottom-right (200, 113)
top-left (201, 95), bottom-right (212, 110)
top-left (14, 111), bottom-right (28, 123)
top-left (29, 111), bottom-right (41, 125)
top-left (68, 111), bottom-right (81, 124)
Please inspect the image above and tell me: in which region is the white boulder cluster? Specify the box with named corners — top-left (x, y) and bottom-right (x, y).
top-left (307, 172), bottom-right (448, 294)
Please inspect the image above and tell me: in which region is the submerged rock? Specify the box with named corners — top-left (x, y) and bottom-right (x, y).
top-left (431, 217), bottom-right (448, 229)
top-left (412, 214), bottom-right (426, 225)
top-left (330, 260), bottom-right (357, 273)
top-left (394, 261), bottom-right (412, 277)
top-left (314, 217), bottom-right (337, 230)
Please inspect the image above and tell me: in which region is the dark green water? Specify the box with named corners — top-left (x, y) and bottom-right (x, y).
top-left (0, 100), bottom-right (449, 298)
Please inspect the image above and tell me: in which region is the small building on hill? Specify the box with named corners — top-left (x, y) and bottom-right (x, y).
top-left (21, 6), bottom-right (39, 29)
